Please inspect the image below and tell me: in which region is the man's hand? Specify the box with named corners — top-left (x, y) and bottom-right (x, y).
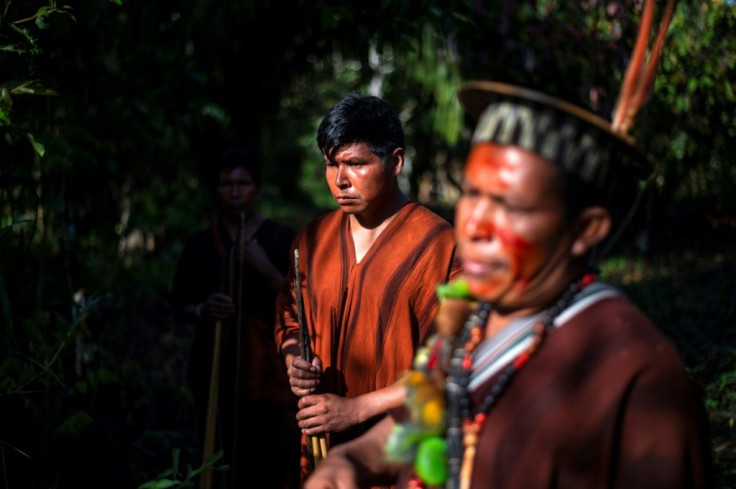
top-left (201, 292), bottom-right (235, 320)
top-left (287, 354), bottom-right (322, 397)
top-left (303, 415), bottom-right (399, 489)
top-left (303, 454), bottom-right (358, 489)
top-left (297, 393), bottom-right (361, 435)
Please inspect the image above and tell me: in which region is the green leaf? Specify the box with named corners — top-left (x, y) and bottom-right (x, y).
top-left (138, 479), bottom-right (178, 489)
top-left (54, 410), bottom-right (93, 437)
top-left (74, 380), bottom-right (88, 394)
top-left (27, 133), bottom-right (45, 157)
top-left (11, 81), bottom-right (59, 97)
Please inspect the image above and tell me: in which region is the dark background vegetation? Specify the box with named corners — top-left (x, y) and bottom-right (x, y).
top-left (1, 1), bottom-right (734, 488)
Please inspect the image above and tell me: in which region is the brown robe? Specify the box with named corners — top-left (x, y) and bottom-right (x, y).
top-left (399, 295), bottom-right (713, 489)
top-left (172, 218), bottom-right (300, 489)
top-left (275, 202), bottom-right (461, 449)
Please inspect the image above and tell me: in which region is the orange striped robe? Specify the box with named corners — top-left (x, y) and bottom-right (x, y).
top-left (275, 202), bottom-right (461, 477)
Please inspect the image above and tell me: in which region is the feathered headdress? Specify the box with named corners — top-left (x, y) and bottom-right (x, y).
top-left (612, 0), bottom-right (676, 135)
top-left (458, 0), bottom-right (676, 218)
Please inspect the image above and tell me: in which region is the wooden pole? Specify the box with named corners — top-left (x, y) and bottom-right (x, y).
top-left (293, 250), bottom-right (328, 468)
top-left (231, 213), bottom-right (246, 485)
top-left (200, 319), bottom-right (223, 489)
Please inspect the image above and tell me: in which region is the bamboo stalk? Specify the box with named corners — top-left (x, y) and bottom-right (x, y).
top-left (319, 436), bottom-right (328, 459)
top-left (312, 436), bottom-right (322, 464)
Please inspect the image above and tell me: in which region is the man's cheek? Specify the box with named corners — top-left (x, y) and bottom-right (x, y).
top-left (496, 226), bottom-right (532, 278)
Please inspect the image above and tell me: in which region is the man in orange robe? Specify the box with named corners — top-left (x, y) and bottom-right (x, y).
top-left (274, 92), bottom-right (461, 480)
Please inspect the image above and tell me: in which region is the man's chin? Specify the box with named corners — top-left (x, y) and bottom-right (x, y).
top-left (224, 209), bottom-right (248, 219)
top-left (337, 204), bottom-right (362, 214)
top-left (466, 275), bottom-right (507, 303)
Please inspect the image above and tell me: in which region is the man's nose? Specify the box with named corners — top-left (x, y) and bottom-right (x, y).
top-left (464, 199), bottom-right (495, 239)
top-left (227, 183), bottom-right (245, 195)
top-left (335, 165), bottom-right (350, 189)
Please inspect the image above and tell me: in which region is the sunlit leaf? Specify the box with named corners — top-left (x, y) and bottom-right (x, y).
top-left (138, 479), bottom-right (178, 489)
top-left (27, 133), bottom-right (45, 157)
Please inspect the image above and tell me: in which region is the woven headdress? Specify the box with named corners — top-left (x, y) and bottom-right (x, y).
top-left (458, 0), bottom-right (676, 214)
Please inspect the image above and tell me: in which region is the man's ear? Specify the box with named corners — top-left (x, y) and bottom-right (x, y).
top-left (571, 206), bottom-right (611, 257)
top-left (390, 148), bottom-right (405, 176)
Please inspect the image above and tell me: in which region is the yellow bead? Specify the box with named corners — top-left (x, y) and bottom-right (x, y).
top-left (421, 398), bottom-right (445, 428)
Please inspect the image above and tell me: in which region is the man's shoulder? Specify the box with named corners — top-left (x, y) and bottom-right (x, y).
top-left (415, 203), bottom-right (454, 224)
top-left (566, 291), bottom-right (651, 335)
top-left (293, 208), bottom-right (343, 239)
top-left (401, 202), bottom-right (453, 229)
top-left (186, 225), bottom-right (217, 246)
top-left (563, 291), bottom-right (686, 365)
top-left (399, 201), bottom-right (452, 223)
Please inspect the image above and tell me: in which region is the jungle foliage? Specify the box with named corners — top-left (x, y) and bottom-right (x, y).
top-left (1, 1), bottom-right (734, 487)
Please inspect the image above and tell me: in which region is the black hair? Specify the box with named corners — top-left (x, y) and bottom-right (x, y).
top-left (560, 159), bottom-right (645, 259)
top-left (316, 92), bottom-right (405, 162)
top-left (217, 146), bottom-right (262, 188)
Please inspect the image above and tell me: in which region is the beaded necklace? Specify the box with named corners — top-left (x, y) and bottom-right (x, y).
top-left (440, 271), bottom-right (598, 489)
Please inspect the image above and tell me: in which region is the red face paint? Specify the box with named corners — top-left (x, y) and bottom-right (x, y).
top-left (456, 143), bottom-right (572, 310)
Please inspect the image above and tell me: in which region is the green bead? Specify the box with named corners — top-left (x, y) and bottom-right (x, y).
top-left (414, 437), bottom-right (447, 486)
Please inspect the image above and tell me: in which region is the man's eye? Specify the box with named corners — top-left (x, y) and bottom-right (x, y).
top-left (502, 202), bottom-right (532, 214)
top-left (219, 180), bottom-right (251, 187)
top-left (461, 187), bottom-right (479, 198)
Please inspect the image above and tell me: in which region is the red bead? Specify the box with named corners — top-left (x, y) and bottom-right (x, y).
top-left (474, 413), bottom-right (487, 424)
top-left (513, 351), bottom-right (529, 369)
top-left (408, 475), bottom-right (425, 489)
top-left (427, 352), bottom-right (438, 370)
top-left (463, 355), bottom-right (472, 369)
top-left (581, 273), bottom-right (596, 286)
top-left (471, 328), bottom-right (482, 342)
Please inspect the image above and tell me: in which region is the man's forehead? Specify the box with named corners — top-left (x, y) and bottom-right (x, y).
top-left (219, 167), bottom-right (252, 180)
top-left (325, 141), bottom-right (375, 159)
top-left (464, 143), bottom-right (562, 186)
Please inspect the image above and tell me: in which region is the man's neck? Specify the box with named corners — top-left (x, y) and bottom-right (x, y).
top-left (351, 190), bottom-right (410, 230)
top-left (349, 191), bottom-right (410, 263)
top-left (485, 263), bottom-right (588, 337)
top-left (224, 212), bottom-right (262, 242)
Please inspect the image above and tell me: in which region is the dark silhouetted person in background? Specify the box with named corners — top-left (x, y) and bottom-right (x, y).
top-left (172, 146), bottom-right (300, 489)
